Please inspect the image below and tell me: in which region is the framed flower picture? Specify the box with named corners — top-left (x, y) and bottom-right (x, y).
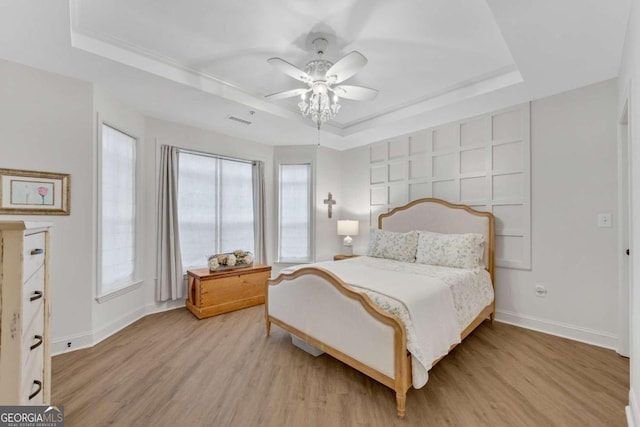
top-left (0, 168), bottom-right (70, 215)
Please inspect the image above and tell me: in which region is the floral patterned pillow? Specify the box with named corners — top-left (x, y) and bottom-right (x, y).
top-left (366, 229), bottom-right (418, 262)
top-left (416, 231), bottom-right (485, 269)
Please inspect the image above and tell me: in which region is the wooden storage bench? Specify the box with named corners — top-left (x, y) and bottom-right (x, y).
top-left (186, 264), bottom-right (272, 319)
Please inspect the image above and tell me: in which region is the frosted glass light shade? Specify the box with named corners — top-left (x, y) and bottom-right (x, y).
top-left (337, 220), bottom-right (359, 236)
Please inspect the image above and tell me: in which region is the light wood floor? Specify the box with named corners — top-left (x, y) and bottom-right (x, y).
top-left (52, 306), bottom-right (629, 427)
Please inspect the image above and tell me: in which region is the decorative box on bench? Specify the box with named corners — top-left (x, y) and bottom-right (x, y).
top-left (186, 264), bottom-right (272, 319)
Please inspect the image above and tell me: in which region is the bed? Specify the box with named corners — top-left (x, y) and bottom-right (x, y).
top-left (265, 198), bottom-right (495, 418)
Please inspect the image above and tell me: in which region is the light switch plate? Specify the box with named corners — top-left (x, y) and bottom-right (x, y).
top-left (597, 213), bottom-right (612, 228)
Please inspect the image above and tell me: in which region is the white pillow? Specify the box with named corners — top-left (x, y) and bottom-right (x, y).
top-left (416, 231), bottom-right (485, 269)
top-left (366, 229), bottom-right (418, 262)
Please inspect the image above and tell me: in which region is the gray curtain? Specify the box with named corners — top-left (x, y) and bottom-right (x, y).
top-left (156, 145), bottom-right (184, 301)
top-left (252, 161), bottom-right (267, 264)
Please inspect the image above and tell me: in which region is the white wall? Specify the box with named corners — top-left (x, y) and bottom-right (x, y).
top-left (341, 146), bottom-right (378, 253)
top-left (497, 80), bottom-right (618, 345)
top-left (0, 61), bottom-right (193, 353)
top-left (363, 104), bottom-right (532, 270)
top-left (314, 146), bottom-right (343, 261)
top-left (619, 1), bottom-right (640, 424)
top-left (341, 79), bottom-right (619, 349)
top-left (0, 59), bottom-right (281, 354)
top-left (0, 57), bottom-right (626, 405)
top-left (272, 145), bottom-right (317, 274)
top-left (272, 145), bottom-right (343, 274)
top-left (0, 60), bottom-right (94, 350)
top-left (91, 86), bottom-right (148, 345)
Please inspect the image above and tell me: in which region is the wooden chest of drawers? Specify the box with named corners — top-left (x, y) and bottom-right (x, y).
top-left (0, 221), bottom-right (51, 405)
top-left (186, 264), bottom-right (272, 319)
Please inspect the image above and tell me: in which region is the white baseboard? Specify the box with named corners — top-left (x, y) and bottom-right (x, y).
top-left (52, 299), bottom-right (184, 356)
top-left (495, 310), bottom-right (617, 350)
top-left (50, 330), bottom-right (94, 355)
top-left (144, 299), bottom-right (184, 315)
top-left (92, 306), bottom-right (146, 348)
top-left (628, 388), bottom-right (640, 427)
top-left (51, 305), bottom-right (618, 357)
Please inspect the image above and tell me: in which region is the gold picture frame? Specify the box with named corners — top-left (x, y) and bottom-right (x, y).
top-left (0, 168), bottom-right (70, 215)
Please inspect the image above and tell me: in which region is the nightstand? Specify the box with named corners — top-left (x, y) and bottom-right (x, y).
top-left (333, 254), bottom-right (361, 261)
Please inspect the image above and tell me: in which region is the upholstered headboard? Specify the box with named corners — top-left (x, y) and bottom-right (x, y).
top-left (378, 198), bottom-right (495, 282)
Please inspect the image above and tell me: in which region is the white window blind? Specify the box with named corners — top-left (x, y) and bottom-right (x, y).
top-left (177, 152), bottom-right (254, 270)
top-left (100, 124), bottom-right (136, 294)
top-left (278, 164), bottom-right (311, 262)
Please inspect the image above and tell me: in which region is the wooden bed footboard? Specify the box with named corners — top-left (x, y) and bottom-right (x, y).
top-left (265, 198), bottom-right (495, 418)
top-left (266, 267), bottom-right (412, 418)
top-left (266, 266), bottom-right (495, 418)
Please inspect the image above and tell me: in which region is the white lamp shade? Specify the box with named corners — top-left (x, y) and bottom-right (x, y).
top-left (337, 220), bottom-right (359, 236)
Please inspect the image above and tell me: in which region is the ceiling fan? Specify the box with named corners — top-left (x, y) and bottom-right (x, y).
top-left (266, 36), bottom-right (378, 128)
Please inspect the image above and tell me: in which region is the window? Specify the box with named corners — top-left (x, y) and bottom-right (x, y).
top-left (177, 152), bottom-right (254, 270)
top-left (278, 163), bottom-right (312, 262)
top-left (99, 124), bottom-right (137, 295)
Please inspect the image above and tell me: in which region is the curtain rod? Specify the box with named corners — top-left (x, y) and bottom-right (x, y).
top-left (177, 147), bottom-right (258, 165)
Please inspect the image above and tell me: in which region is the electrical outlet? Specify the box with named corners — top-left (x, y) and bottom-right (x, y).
top-left (67, 342), bottom-right (71, 348)
top-left (597, 213), bottom-right (612, 228)
top-left (535, 284), bottom-right (547, 297)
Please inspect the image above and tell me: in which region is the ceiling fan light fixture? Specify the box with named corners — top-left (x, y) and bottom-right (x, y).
top-left (266, 34), bottom-right (378, 129)
top-left (298, 86), bottom-right (340, 127)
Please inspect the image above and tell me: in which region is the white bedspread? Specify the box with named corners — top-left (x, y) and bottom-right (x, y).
top-left (281, 256), bottom-right (494, 388)
top-left (346, 257), bottom-right (495, 331)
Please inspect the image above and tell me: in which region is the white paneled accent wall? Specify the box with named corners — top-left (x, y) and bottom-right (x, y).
top-left (368, 104), bottom-right (531, 269)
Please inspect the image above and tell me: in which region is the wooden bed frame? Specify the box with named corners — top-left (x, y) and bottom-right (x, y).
top-left (265, 198), bottom-right (495, 418)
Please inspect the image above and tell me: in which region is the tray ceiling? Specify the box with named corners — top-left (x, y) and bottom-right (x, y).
top-left (0, 0), bottom-right (631, 149)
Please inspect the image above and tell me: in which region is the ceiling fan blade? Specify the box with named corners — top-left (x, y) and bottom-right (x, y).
top-left (326, 51), bottom-right (368, 84)
top-left (267, 57), bottom-right (311, 84)
top-left (332, 85), bottom-right (378, 101)
top-left (265, 88), bottom-right (310, 100)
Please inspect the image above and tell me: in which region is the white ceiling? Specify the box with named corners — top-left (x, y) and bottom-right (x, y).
top-left (0, 0), bottom-right (631, 150)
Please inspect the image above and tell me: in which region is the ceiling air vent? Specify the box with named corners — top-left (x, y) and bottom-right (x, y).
top-left (226, 115), bottom-right (252, 125)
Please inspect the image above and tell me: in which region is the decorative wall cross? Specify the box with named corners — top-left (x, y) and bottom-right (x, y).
top-left (323, 192), bottom-right (336, 218)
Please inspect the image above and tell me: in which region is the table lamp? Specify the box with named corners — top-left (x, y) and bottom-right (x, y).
top-left (337, 220), bottom-right (359, 256)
